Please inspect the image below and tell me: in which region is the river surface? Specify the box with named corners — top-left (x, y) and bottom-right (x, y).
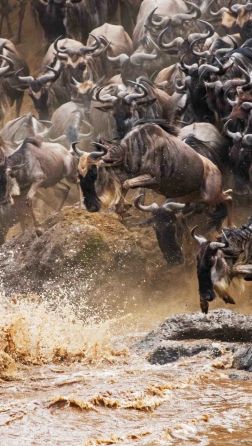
top-left (0, 290), bottom-right (252, 446)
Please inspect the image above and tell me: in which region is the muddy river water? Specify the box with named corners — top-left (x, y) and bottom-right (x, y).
top-left (0, 288), bottom-right (251, 446)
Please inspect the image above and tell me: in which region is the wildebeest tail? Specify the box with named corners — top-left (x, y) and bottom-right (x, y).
top-left (133, 118), bottom-right (178, 136)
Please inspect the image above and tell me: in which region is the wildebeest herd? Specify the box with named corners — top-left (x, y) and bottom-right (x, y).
top-left (1, 0), bottom-right (252, 313)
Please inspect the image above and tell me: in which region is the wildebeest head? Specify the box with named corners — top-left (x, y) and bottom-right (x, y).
top-left (211, 3), bottom-right (252, 40)
top-left (191, 226), bottom-right (228, 314)
top-left (72, 141), bottom-right (114, 212)
top-left (134, 194), bottom-right (186, 266)
top-left (18, 59), bottom-right (62, 120)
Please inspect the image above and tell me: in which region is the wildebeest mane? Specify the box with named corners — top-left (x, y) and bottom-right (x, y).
top-left (133, 118), bottom-right (178, 136)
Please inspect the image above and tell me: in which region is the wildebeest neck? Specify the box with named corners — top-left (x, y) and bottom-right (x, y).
top-left (79, 165), bottom-right (101, 212)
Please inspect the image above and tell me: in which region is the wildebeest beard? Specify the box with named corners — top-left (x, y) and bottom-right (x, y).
top-left (79, 165), bottom-right (101, 212)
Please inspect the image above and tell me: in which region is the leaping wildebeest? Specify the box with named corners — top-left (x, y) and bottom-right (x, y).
top-left (75, 120), bottom-right (233, 226)
top-left (0, 136), bottom-right (77, 239)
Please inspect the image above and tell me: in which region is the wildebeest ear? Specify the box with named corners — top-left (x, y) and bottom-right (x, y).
top-left (94, 105), bottom-right (113, 112)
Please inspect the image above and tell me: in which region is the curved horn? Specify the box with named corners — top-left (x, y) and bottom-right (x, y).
top-left (242, 134), bottom-right (252, 146)
top-left (224, 120), bottom-right (242, 142)
top-left (144, 7), bottom-right (168, 29)
top-left (170, 1), bottom-right (201, 24)
top-left (124, 80), bottom-right (148, 102)
top-left (210, 6), bottom-right (230, 16)
top-left (93, 86), bottom-right (117, 104)
top-left (157, 28), bottom-right (184, 51)
top-left (191, 226), bottom-right (207, 245)
top-left (91, 142), bottom-right (108, 155)
top-left (162, 202), bottom-right (186, 211)
top-left (53, 35), bottom-right (64, 54)
top-left (71, 141), bottom-right (84, 157)
top-left (209, 241), bottom-right (226, 250)
top-left (241, 102), bottom-right (252, 111)
top-left (80, 34), bottom-right (100, 54)
top-left (107, 53), bottom-right (129, 66)
top-left (0, 54), bottom-right (14, 76)
top-left (130, 52), bottom-right (157, 66)
top-left (134, 194), bottom-right (159, 212)
top-left (18, 75), bottom-right (35, 84)
top-left (8, 141), bottom-right (24, 158)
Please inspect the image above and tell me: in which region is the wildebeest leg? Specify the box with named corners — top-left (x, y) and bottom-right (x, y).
top-left (17, 1), bottom-right (26, 43)
top-left (200, 297), bottom-right (209, 314)
top-left (214, 283), bottom-right (236, 305)
top-left (15, 94), bottom-right (24, 117)
top-left (55, 181), bottom-right (71, 211)
top-left (123, 175), bottom-right (157, 191)
top-left (26, 180), bottom-right (46, 235)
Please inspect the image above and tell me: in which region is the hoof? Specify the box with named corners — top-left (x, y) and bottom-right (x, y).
top-left (223, 295), bottom-right (236, 305)
top-left (200, 299), bottom-right (209, 314)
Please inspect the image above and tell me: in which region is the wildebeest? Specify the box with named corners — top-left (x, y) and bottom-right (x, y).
top-left (192, 224), bottom-right (252, 314)
top-left (64, 0), bottom-right (119, 43)
top-left (0, 136), bottom-right (77, 237)
top-left (134, 194), bottom-right (186, 266)
top-left (0, 38), bottom-right (29, 119)
top-left (75, 121), bottom-right (233, 224)
top-left (31, 0), bottom-right (66, 42)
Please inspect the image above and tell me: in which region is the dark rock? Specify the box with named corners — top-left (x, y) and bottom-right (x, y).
top-left (232, 346), bottom-right (252, 372)
top-left (138, 310), bottom-right (252, 352)
top-left (148, 341), bottom-right (222, 365)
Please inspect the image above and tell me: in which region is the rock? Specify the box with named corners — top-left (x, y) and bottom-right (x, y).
top-left (148, 340), bottom-right (222, 365)
top-left (232, 346), bottom-right (252, 372)
top-left (0, 207), bottom-right (171, 307)
top-left (138, 309), bottom-right (252, 352)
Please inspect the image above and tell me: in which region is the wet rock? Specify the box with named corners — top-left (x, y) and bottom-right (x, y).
top-left (232, 346), bottom-right (252, 372)
top-left (148, 341), bottom-right (222, 365)
top-left (138, 309), bottom-right (252, 352)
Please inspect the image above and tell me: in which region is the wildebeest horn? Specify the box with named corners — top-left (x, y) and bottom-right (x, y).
top-left (18, 75), bottom-right (35, 85)
top-left (7, 141), bottom-right (24, 158)
top-left (0, 38), bottom-right (7, 52)
top-left (144, 7), bottom-right (168, 29)
top-left (224, 120), bottom-right (242, 142)
top-left (93, 86), bottom-right (117, 103)
top-left (71, 77), bottom-right (81, 87)
top-left (209, 241), bottom-right (226, 250)
top-left (79, 34), bottom-right (100, 54)
top-left (107, 54), bottom-right (129, 66)
top-left (134, 194), bottom-right (159, 212)
top-left (71, 141), bottom-right (84, 157)
top-left (0, 55), bottom-right (14, 76)
top-left (91, 142), bottom-right (108, 154)
top-left (231, 3), bottom-right (252, 14)
top-left (130, 52), bottom-right (157, 66)
top-left (188, 20), bottom-right (214, 45)
top-left (242, 134), bottom-right (252, 146)
top-left (241, 102), bottom-right (252, 111)
top-left (221, 230), bottom-right (229, 247)
top-left (226, 94), bottom-right (238, 107)
top-left (157, 29), bottom-right (184, 51)
top-left (210, 6), bottom-right (230, 16)
top-left (53, 35), bottom-right (64, 53)
top-left (171, 1), bottom-right (201, 23)
top-left (162, 202), bottom-right (186, 211)
top-left (198, 64), bottom-right (220, 78)
top-left (191, 226), bottom-right (207, 245)
top-left (125, 80), bottom-right (148, 102)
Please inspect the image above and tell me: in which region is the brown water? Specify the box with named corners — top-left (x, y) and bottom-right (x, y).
top-left (0, 288), bottom-right (251, 446)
